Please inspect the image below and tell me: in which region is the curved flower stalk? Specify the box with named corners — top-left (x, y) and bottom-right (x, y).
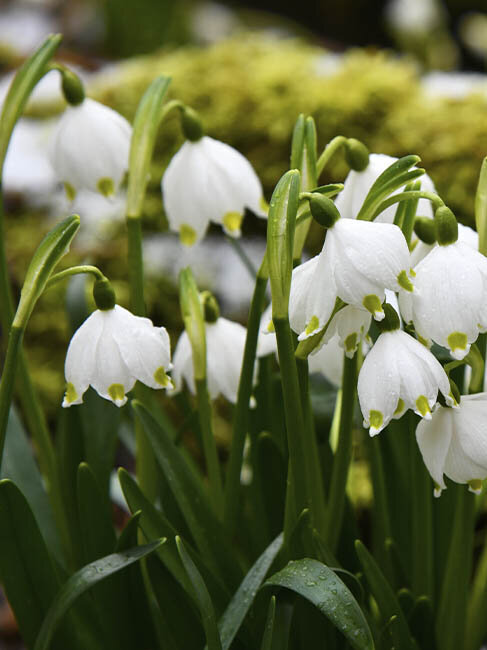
top-left (399, 221), bottom-right (487, 360)
top-left (63, 304), bottom-right (173, 408)
top-left (416, 393), bottom-right (487, 496)
top-left (49, 98), bottom-right (132, 199)
top-left (335, 153), bottom-right (436, 223)
top-left (172, 316), bottom-right (249, 403)
top-left (288, 195), bottom-right (414, 340)
top-left (358, 304), bottom-right (453, 435)
top-left (162, 136), bottom-right (265, 245)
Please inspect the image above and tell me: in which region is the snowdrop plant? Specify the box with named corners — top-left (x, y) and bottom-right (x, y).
top-left (4, 35), bottom-right (487, 650)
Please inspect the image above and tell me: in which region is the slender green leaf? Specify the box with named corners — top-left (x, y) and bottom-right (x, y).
top-left (0, 34), bottom-right (61, 178)
top-left (355, 540), bottom-right (413, 649)
top-left (34, 541), bottom-right (164, 650)
top-left (132, 401), bottom-right (241, 589)
top-left (409, 596), bottom-right (435, 650)
top-left (260, 596), bottom-right (276, 650)
top-left (216, 532), bottom-right (283, 650)
top-left (1, 407), bottom-right (61, 558)
top-left (176, 536), bottom-right (223, 650)
top-left (263, 557), bottom-right (374, 649)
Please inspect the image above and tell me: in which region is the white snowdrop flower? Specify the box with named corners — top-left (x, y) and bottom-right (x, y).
top-left (63, 305), bottom-right (172, 408)
top-left (49, 98), bottom-right (132, 199)
top-left (162, 136), bottom-right (265, 246)
top-left (171, 316), bottom-right (248, 403)
top-left (358, 304), bottom-right (453, 435)
top-left (399, 216), bottom-right (487, 360)
top-left (416, 393), bottom-right (487, 496)
top-left (322, 305), bottom-right (372, 358)
top-left (410, 222), bottom-right (479, 268)
top-left (385, 0), bottom-right (443, 34)
top-left (335, 153), bottom-right (436, 224)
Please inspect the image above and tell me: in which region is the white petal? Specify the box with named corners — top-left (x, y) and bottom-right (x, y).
top-left (308, 334), bottom-right (344, 386)
top-left (63, 310), bottom-right (103, 406)
top-left (207, 318), bottom-right (247, 403)
top-left (170, 331), bottom-right (195, 395)
top-left (324, 305), bottom-right (371, 357)
top-left (416, 407), bottom-right (453, 495)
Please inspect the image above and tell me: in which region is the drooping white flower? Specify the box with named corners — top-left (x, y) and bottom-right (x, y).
top-left (358, 306), bottom-right (453, 435)
top-left (49, 98), bottom-right (132, 198)
top-left (399, 239), bottom-right (487, 359)
top-left (335, 153), bottom-right (436, 223)
top-left (321, 304), bottom-right (372, 358)
top-left (162, 136), bottom-right (265, 245)
top-left (63, 305), bottom-right (172, 408)
top-left (171, 316), bottom-right (248, 403)
top-left (416, 393), bottom-right (487, 496)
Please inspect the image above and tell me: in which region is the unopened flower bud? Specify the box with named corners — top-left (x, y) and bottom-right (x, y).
top-left (181, 106), bottom-right (204, 142)
top-left (60, 69), bottom-right (85, 106)
top-left (93, 276), bottom-right (116, 311)
top-left (201, 291), bottom-right (220, 323)
top-left (309, 194), bottom-right (340, 228)
top-left (376, 303), bottom-right (400, 332)
top-left (345, 138), bottom-right (370, 172)
top-left (414, 217), bottom-right (437, 245)
top-left (434, 206), bottom-right (458, 246)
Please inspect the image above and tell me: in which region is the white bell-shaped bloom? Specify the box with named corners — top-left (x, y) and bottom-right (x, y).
top-left (162, 136), bottom-right (265, 246)
top-left (321, 305), bottom-right (371, 358)
top-left (399, 240), bottom-right (487, 359)
top-left (416, 393), bottom-right (487, 496)
top-left (171, 316), bottom-right (247, 403)
top-left (49, 98), bottom-right (132, 198)
top-left (410, 222), bottom-right (479, 268)
top-left (63, 305), bottom-right (172, 408)
top-left (358, 325), bottom-right (452, 435)
top-left (335, 153), bottom-right (436, 223)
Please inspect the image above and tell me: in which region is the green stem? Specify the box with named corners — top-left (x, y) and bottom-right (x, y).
top-left (273, 316), bottom-right (312, 539)
top-left (126, 217), bottom-right (146, 317)
top-left (223, 264), bottom-right (268, 533)
top-left (47, 265), bottom-right (105, 289)
top-left (367, 433), bottom-right (392, 551)
top-left (195, 378), bottom-right (223, 518)
top-left (316, 136), bottom-right (347, 177)
top-left (0, 327), bottom-right (24, 464)
top-left (466, 528), bottom-right (487, 650)
top-left (371, 191), bottom-right (444, 222)
top-left (324, 353), bottom-right (358, 553)
top-left (296, 357), bottom-right (327, 537)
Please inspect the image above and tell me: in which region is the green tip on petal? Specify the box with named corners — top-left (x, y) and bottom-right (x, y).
top-left (97, 177), bottom-right (115, 197)
top-left (267, 319), bottom-right (275, 333)
top-left (154, 366), bottom-right (171, 387)
top-left (64, 181), bottom-right (76, 202)
top-left (344, 332), bottom-right (357, 356)
top-left (416, 395), bottom-right (431, 418)
top-left (223, 211), bottom-right (243, 235)
top-left (363, 294), bottom-right (384, 320)
top-left (305, 315), bottom-right (320, 336)
top-left (108, 383), bottom-right (125, 405)
top-left (180, 224), bottom-right (197, 246)
top-left (433, 481), bottom-right (443, 497)
top-left (393, 398), bottom-right (405, 416)
top-left (397, 269), bottom-right (414, 292)
top-left (369, 410), bottom-right (384, 434)
top-left (260, 196), bottom-right (269, 214)
top-left (468, 479), bottom-right (483, 494)
top-left (64, 382), bottom-right (78, 405)
top-left (447, 331), bottom-right (468, 357)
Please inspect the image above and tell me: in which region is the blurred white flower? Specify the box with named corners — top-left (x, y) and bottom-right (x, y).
top-left (335, 153), bottom-right (436, 224)
top-left (358, 316), bottom-right (452, 435)
top-left (385, 0), bottom-right (443, 34)
top-left (421, 71), bottom-right (487, 100)
top-left (162, 136), bottom-right (265, 245)
top-left (416, 393), bottom-right (487, 496)
top-left (49, 98), bottom-right (132, 198)
top-left (171, 316), bottom-right (248, 403)
top-left (63, 305), bottom-right (172, 408)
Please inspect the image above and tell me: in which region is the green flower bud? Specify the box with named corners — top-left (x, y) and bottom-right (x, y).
top-left (414, 217), bottom-right (437, 245)
top-left (200, 290), bottom-right (220, 323)
top-left (61, 68), bottom-right (85, 106)
top-left (181, 106), bottom-right (204, 142)
top-left (309, 194), bottom-right (340, 228)
top-left (434, 206), bottom-right (458, 246)
top-left (377, 303), bottom-right (400, 332)
top-left (345, 138), bottom-right (370, 171)
top-left (93, 276), bottom-right (116, 311)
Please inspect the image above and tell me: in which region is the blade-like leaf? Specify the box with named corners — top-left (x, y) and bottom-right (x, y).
top-left (263, 557), bottom-right (374, 650)
top-left (216, 532), bottom-right (283, 650)
top-left (176, 536), bottom-right (222, 650)
top-left (260, 596), bottom-right (276, 650)
top-left (34, 541), bottom-right (164, 650)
